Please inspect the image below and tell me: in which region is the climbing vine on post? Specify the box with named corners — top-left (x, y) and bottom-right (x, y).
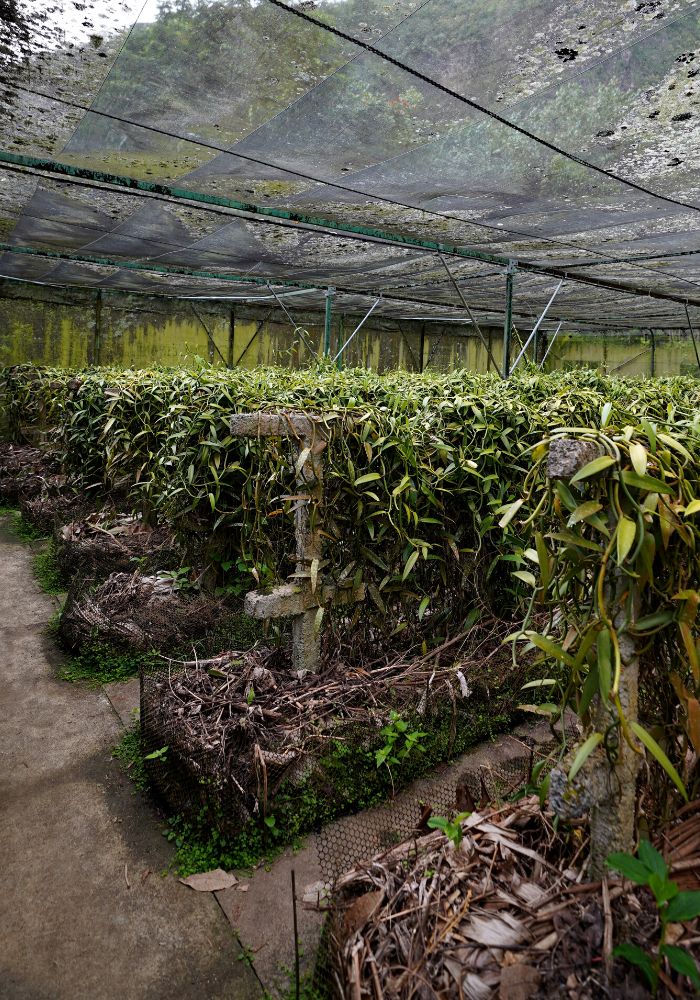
top-left (507, 412), bottom-right (700, 876)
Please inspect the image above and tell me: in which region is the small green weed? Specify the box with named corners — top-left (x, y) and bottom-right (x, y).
top-left (426, 812), bottom-right (471, 847)
top-left (0, 503), bottom-right (18, 517)
top-left (60, 641), bottom-right (157, 686)
top-left (112, 723), bottom-right (148, 792)
top-left (375, 711), bottom-right (426, 775)
top-left (608, 842), bottom-right (700, 993)
top-left (11, 511), bottom-right (47, 541)
top-left (236, 945), bottom-right (256, 967)
top-left (162, 810), bottom-right (273, 876)
top-left (32, 540), bottom-right (64, 594)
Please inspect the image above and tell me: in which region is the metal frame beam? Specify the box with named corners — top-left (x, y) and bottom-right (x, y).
top-left (2, 151), bottom-right (700, 311)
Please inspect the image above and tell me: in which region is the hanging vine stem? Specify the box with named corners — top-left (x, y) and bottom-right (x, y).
top-left (508, 410), bottom-right (700, 824)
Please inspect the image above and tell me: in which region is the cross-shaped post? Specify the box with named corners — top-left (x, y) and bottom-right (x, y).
top-left (229, 411), bottom-right (364, 674)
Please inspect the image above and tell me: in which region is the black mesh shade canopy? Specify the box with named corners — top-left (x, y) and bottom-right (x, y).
top-left (2, 0), bottom-right (700, 331)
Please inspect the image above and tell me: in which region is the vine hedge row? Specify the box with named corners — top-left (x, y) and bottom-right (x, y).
top-left (3, 362), bottom-right (700, 650)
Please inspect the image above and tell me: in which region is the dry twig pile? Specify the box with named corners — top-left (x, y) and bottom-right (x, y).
top-left (59, 571), bottom-right (224, 652)
top-left (329, 799), bottom-right (700, 1000)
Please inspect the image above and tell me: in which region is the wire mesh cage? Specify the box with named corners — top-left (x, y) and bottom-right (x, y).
top-left (138, 641), bottom-right (531, 861)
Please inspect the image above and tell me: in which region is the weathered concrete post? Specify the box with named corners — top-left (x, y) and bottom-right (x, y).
top-left (547, 437), bottom-right (642, 878)
top-left (229, 411), bottom-right (364, 674)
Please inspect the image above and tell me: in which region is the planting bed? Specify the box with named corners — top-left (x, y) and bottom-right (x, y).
top-left (140, 621), bottom-right (524, 851)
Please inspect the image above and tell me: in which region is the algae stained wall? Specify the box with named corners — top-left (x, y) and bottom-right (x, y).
top-left (1, 280), bottom-right (699, 378)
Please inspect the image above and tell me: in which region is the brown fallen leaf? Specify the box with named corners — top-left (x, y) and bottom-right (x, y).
top-left (499, 962), bottom-right (540, 1000)
top-left (343, 891), bottom-right (382, 936)
top-left (179, 868), bottom-right (238, 892)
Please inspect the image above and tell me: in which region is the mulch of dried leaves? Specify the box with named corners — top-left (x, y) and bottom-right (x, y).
top-left (0, 442), bottom-right (60, 505)
top-left (58, 570), bottom-right (225, 652)
top-left (140, 626), bottom-right (521, 822)
top-left (327, 798), bottom-right (700, 1000)
top-left (57, 511), bottom-right (180, 581)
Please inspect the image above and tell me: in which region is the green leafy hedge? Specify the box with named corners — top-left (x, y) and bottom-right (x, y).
top-left (4, 362), bottom-right (700, 648)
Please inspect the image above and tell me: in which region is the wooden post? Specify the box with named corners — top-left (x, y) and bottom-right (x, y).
top-left (547, 438), bottom-right (643, 878)
top-left (229, 412), bottom-right (364, 674)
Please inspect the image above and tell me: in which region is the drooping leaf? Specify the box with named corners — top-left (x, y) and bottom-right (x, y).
top-left (630, 722), bottom-right (688, 802)
top-left (629, 441), bottom-right (648, 476)
top-left (568, 732), bottom-right (603, 781)
top-left (597, 628), bottom-right (612, 703)
top-left (570, 455), bottom-right (616, 483)
top-left (616, 516), bottom-right (637, 564)
top-left (498, 498), bottom-right (524, 528)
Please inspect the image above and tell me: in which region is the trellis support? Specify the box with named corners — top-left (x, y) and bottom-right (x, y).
top-left (510, 279), bottom-right (564, 374)
top-left (323, 287), bottom-right (334, 357)
top-left (229, 412), bottom-right (364, 674)
top-left (502, 261), bottom-right (516, 378)
top-left (333, 296), bottom-right (382, 367)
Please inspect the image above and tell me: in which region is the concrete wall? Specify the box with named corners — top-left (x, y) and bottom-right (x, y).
top-left (0, 280), bottom-right (504, 372)
top-left (1, 280), bottom-right (698, 379)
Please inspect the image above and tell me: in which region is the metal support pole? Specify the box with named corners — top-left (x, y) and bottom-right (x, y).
top-left (419, 322), bottom-right (426, 372)
top-left (685, 304), bottom-right (700, 374)
top-left (323, 287), bottom-right (334, 357)
top-left (266, 283), bottom-right (318, 359)
top-left (228, 307), bottom-right (235, 367)
top-left (650, 329), bottom-right (656, 378)
top-left (333, 296), bottom-right (381, 365)
top-left (92, 288), bottom-right (102, 366)
top-left (539, 320), bottom-right (563, 369)
top-left (510, 279), bottom-right (564, 374)
top-left (438, 255), bottom-right (501, 373)
top-left (502, 261), bottom-right (516, 378)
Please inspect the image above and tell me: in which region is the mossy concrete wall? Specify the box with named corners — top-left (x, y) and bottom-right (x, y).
top-left (1, 279), bottom-right (698, 379)
top-left (0, 280), bottom-right (503, 372)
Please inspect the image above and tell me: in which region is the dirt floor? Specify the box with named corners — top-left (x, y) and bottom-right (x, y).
top-left (0, 517), bottom-right (263, 1000)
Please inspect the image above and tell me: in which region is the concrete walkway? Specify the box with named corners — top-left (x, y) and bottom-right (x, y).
top-left (0, 519), bottom-right (261, 1000)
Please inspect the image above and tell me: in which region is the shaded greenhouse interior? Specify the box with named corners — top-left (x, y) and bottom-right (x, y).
top-left (2, 0), bottom-right (700, 369)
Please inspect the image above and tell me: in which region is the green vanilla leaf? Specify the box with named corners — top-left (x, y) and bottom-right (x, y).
top-left (354, 472), bottom-right (382, 486)
top-left (525, 632), bottom-right (576, 667)
top-left (568, 501), bottom-right (603, 525)
top-left (498, 498), bottom-right (524, 528)
top-left (570, 455), bottom-right (616, 483)
top-left (629, 441), bottom-right (648, 476)
top-left (569, 732), bottom-right (603, 781)
top-left (621, 470), bottom-right (673, 494)
top-left (630, 722), bottom-right (688, 802)
top-left (597, 628), bottom-right (612, 704)
top-left (616, 515), bottom-right (637, 564)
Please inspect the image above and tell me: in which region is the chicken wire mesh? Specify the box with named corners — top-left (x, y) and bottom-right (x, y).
top-left (138, 644), bottom-right (531, 856)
